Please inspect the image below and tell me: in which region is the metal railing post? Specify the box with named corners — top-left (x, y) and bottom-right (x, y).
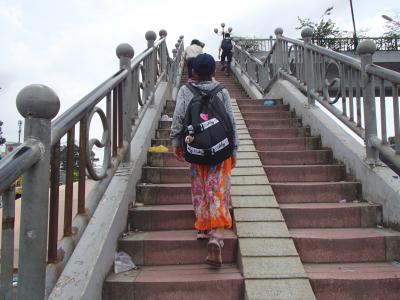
top-left (274, 27), bottom-right (284, 75)
top-left (0, 188), bottom-right (16, 299)
top-left (16, 84), bottom-right (60, 299)
top-left (159, 29), bottom-right (168, 74)
top-left (357, 40), bottom-right (379, 164)
top-left (145, 30), bottom-right (157, 105)
top-left (116, 43), bottom-right (134, 162)
top-left (302, 27), bottom-right (315, 106)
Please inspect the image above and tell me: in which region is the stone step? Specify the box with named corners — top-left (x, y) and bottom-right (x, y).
top-left (103, 264), bottom-right (244, 300)
top-left (264, 164), bottom-right (346, 182)
top-left (245, 118), bottom-right (302, 128)
top-left (241, 111), bottom-right (295, 119)
top-left (147, 152), bottom-right (189, 167)
top-left (304, 262), bottom-right (400, 300)
top-left (118, 229), bottom-right (238, 266)
top-left (136, 183), bottom-right (192, 205)
top-left (129, 204), bottom-right (234, 231)
top-left (258, 150), bottom-right (333, 165)
top-left (129, 204), bottom-right (195, 231)
top-left (290, 228), bottom-right (400, 263)
top-left (249, 127), bottom-right (310, 138)
top-left (280, 202), bottom-right (381, 228)
top-left (236, 99), bottom-right (283, 106)
top-left (239, 104), bottom-right (290, 112)
top-left (271, 181), bottom-right (361, 203)
top-left (142, 166), bottom-right (189, 184)
top-left (253, 137), bottom-right (321, 151)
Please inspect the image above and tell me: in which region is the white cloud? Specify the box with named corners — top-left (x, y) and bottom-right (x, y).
top-left (0, 0), bottom-right (398, 146)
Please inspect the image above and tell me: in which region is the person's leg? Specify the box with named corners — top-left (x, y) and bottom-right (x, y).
top-left (190, 163), bottom-right (209, 239)
top-left (226, 52), bottom-right (233, 75)
top-left (204, 158), bottom-right (233, 267)
top-left (220, 51), bottom-right (227, 70)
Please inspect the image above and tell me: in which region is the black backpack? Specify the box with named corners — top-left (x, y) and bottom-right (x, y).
top-left (181, 84), bottom-right (234, 165)
top-left (221, 38), bottom-right (233, 51)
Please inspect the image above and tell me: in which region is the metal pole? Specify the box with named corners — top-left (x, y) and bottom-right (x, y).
top-left (18, 120), bottom-right (22, 144)
top-left (357, 40), bottom-right (378, 164)
top-left (145, 31), bottom-right (157, 105)
top-left (116, 43), bottom-right (134, 162)
top-left (349, 0), bottom-right (358, 51)
top-left (274, 28), bottom-right (284, 75)
top-left (15, 84), bottom-right (60, 299)
top-left (0, 187), bottom-right (16, 299)
top-left (301, 27), bottom-right (315, 106)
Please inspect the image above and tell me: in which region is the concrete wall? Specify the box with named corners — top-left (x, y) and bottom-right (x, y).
top-left (268, 79), bottom-right (400, 228)
top-left (48, 83), bottom-right (170, 300)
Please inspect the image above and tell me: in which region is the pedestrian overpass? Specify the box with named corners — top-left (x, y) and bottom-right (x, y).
top-left (1, 27), bottom-right (399, 299)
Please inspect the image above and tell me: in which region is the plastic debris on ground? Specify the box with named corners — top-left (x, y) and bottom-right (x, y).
top-left (114, 251), bottom-right (137, 274)
top-left (339, 199), bottom-right (346, 203)
top-left (263, 99), bottom-right (276, 106)
top-left (161, 114), bottom-right (173, 121)
top-left (148, 145), bottom-right (169, 153)
top-left (13, 274), bottom-right (18, 287)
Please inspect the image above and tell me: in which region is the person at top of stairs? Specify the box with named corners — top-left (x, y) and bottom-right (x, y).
top-left (218, 32), bottom-right (233, 76)
top-left (170, 53), bottom-right (239, 268)
top-left (184, 39), bottom-right (203, 79)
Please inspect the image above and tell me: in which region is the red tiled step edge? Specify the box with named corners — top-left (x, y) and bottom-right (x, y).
top-left (264, 164), bottom-right (346, 182)
top-left (147, 152), bottom-right (189, 167)
top-left (103, 264), bottom-right (244, 300)
top-left (118, 229), bottom-right (238, 266)
top-left (280, 202), bottom-right (380, 228)
top-left (136, 183), bottom-right (192, 205)
top-left (249, 127), bottom-right (309, 138)
top-left (290, 227), bottom-right (400, 263)
top-left (305, 262), bottom-right (400, 300)
top-left (258, 150), bottom-right (333, 165)
top-left (271, 181), bottom-right (361, 203)
top-left (129, 204), bottom-right (195, 231)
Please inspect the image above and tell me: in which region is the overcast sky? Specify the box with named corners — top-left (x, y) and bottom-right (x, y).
top-left (0, 0), bottom-right (398, 147)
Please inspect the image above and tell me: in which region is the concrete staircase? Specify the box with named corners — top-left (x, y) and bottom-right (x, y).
top-left (226, 75), bottom-right (400, 297)
top-left (103, 65), bottom-right (400, 299)
top-left (103, 73), bottom-right (244, 299)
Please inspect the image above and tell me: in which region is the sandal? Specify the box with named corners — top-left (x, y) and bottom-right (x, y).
top-left (197, 230), bottom-right (209, 240)
top-left (205, 237), bottom-right (224, 268)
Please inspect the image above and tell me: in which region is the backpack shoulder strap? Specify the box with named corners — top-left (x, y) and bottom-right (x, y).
top-left (185, 83), bottom-right (201, 98)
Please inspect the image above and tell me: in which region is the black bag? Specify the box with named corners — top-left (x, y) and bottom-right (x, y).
top-left (221, 38), bottom-right (233, 51)
top-left (182, 84), bottom-right (234, 165)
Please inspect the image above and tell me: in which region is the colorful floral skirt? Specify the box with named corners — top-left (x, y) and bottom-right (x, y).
top-left (190, 157), bottom-right (233, 231)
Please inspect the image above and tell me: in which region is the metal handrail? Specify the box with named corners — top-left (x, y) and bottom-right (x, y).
top-left (233, 28), bottom-right (400, 172)
top-left (0, 30), bottom-right (185, 299)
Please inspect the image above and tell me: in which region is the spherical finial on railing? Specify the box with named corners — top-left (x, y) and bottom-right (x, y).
top-left (159, 29), bottom-right (167, 37)
top-left (16, 84), bottom-right (60, 119)
top-left (221, 23), bottom-right (225, 28)
top-left (116, 43), bottom-right (134, 59)
top-left (172, 48), bottom-right (177, 57)
top-left (214, 28), bottom-right (218, 34)
top-left (228, 27), bottom-right (232, 33)
top-left (301, 27), bottom-right (313, 38)
top-left (179, 35), bottom-right (184, 40)
top-left (356, 40), bottom-right (377, 56)
top-left (175, 43), bottom-right (180, 49)
top-left (274, 27), bottom-right (283, 36)
top-left (145, 30), bottom-right (157, 41)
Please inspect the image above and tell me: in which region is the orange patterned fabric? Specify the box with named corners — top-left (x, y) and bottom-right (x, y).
top-left (190, 157), bottom-right (233, 231)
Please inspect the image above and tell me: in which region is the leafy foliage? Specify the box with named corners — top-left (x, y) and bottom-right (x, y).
top-left (383, 13), bottom-right (400, 38)
top-left (296, 6), bottom-right (341, 45)
top-left (232, 36), bottom-right (263, 53)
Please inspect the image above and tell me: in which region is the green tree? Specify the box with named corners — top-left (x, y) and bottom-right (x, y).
top-left (296, 7), bottom-right (341, 47)
top-left (382, 13), bottom-right (400, 38)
